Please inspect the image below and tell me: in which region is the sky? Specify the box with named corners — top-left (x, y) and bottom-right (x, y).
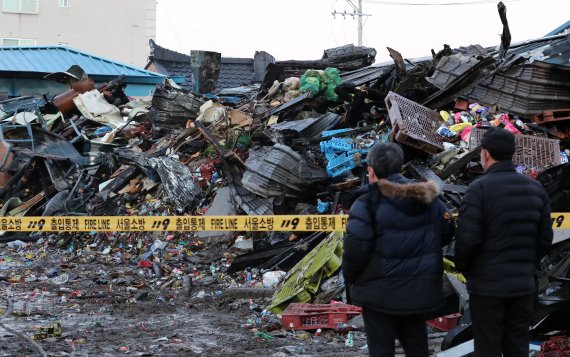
top-left (156, 0), bottom-right (569, 63)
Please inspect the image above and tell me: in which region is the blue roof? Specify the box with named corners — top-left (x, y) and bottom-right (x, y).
top-left (0, 46), bottom-right (167, 84)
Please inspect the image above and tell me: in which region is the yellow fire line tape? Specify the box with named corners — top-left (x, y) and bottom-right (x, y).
top-left (0, 213), bottom-right (568, 232)
top-left (0, 215), bottom-right (345, 232)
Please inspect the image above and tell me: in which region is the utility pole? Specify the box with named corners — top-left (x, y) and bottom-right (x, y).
top-left (332, 0), bottom-right (371, 46)
top-left (357, 0), bottom-right (363, 46)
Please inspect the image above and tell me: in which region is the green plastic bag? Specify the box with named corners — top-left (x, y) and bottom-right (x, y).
top-left (300, 76), bottom-right (320, 95)
top-left (322, 67), bottom-right (341, 101)
top-left (323, 84), bottom-right (338, 101)
top-left (323, 67), bottom-right (341, 86)
top-left (300, 68), bottom-right (341, 101)
top-left (300, 69), bottom-right (322, 95)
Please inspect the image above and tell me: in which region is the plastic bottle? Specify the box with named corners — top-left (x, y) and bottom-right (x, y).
top-left (256, 331), bottom-right (274, 340)
top-left (345, 331), bottom-right (354, 347)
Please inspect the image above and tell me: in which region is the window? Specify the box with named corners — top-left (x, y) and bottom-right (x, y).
top-left (59, 0), bottom-right (68, 8)
top-left (1, 38), bottom-right (37, 46)
top-left (2, 0), bottom-right (39, 14)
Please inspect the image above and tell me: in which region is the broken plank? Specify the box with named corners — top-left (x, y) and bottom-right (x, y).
top-left (439, 146), bottom-right (481, 180)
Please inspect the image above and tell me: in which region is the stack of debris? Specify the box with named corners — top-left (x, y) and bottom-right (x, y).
top-left (0, 4), bottom-right (569, 355)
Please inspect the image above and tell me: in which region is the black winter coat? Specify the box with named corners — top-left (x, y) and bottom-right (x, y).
top-left (455, 161), bottom-right (553, 297)
top-left (342, 174), bottom-right (455, 315)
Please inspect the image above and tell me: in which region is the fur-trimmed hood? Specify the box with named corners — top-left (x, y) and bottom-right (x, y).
top-left (377, 179), bottom-right (441, 204)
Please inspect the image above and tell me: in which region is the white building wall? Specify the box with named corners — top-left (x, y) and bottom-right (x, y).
top-left (0, 0), bottom-right (156, 67)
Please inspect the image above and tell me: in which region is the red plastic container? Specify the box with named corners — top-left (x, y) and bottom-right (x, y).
top-left (538, 335), bottom-right (570, 357)
top-left (281, 303), bottom-right (362, 330)
top-left (426, 313), bottom-right (462, 331)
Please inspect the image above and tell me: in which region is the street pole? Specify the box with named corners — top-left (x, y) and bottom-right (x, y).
top-left (332, 0), bottom-right (370, 46)
top-left (358, 0), bottom-right (363, 46)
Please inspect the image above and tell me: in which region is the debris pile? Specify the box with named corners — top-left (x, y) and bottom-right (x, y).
top-left (0, 5), bottom-right (569, 355)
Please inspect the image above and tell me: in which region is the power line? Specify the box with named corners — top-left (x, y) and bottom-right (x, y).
top-left (158, 1), bottom-right (215, 51)
top-left (330, 1), bottom-right (340, 45)
top-left (332, 0), bottom-right (371, 46)
top-left (364, 0), bottom-right (521, 5)
top-left (158, 2), bottom-right (184, 49)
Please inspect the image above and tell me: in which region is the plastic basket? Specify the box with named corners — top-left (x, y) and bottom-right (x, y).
top-left (330, 137), bottom-right (352, 152)
top-left (469, 127), bottom-right (561, 171)
top-left (385, 91), bottom-right (444, 154)
top-left (326, 153), bottom-right (356, 177)
top-left (282, 303), bottom-right (363, 330)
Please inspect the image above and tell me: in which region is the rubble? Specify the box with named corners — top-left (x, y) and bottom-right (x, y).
top-left (0, 3), bottom-right (569, 355)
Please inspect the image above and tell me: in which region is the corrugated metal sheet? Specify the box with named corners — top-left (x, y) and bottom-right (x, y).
top-left (270, 113), bottom-right (341, 141)
top-left (230, 184), bottom-right (274, 216)
top-left (427, 54), bottom-right (481, 90)
top-left (216, 84), bottom-right (260, 105)
top-left (500, 34), bottom-right (570, 68)
top-left (268, 92), bottom-right (311, 116)
top-left (0, 96), bottom-right (47, 116)
top-left (340, 65), bottom-right (388, 86)
top-left (463, 61), bottom-right (570, 116)
top-left (0, 46), bottom-right (164, 78)
top-left (148, 85), bottom-right (204, 134)
top-left (149, 157), bottom-right (202, 211)
top-left (242, 144), bottom-right (327, 198)
top-left (423, 35), bottom-right (570, 114)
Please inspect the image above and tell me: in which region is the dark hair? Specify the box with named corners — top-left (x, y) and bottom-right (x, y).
top-left (366, 142), bottom-right (404, 179)
top-left (481, 127), bottom-right (516, 161)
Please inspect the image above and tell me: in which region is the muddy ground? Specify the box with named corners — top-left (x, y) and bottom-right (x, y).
top-left (0, 240), bottom-right (443, 356)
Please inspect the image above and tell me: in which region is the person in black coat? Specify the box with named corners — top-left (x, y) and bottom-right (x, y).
top-left (455, 127), bottom-right (553, 357)
top-left (342, 142), bottom-right (455, 357)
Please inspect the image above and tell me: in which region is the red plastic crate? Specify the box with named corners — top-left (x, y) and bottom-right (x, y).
top-left (281, 303), bottom-right (362, 330)
top-left (426, 313), bottom-right (462, 331)
top-left (538, 335), bottom-right (570, 357)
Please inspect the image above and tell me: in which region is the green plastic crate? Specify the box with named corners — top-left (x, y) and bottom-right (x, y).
top-left (267, 232), bottom-right (343, 314)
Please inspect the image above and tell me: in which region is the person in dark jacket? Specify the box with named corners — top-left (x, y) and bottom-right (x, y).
top-left (455, 127), bottom-right (554, 357)
top-left (342, 142), bottom-right (455, 357)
